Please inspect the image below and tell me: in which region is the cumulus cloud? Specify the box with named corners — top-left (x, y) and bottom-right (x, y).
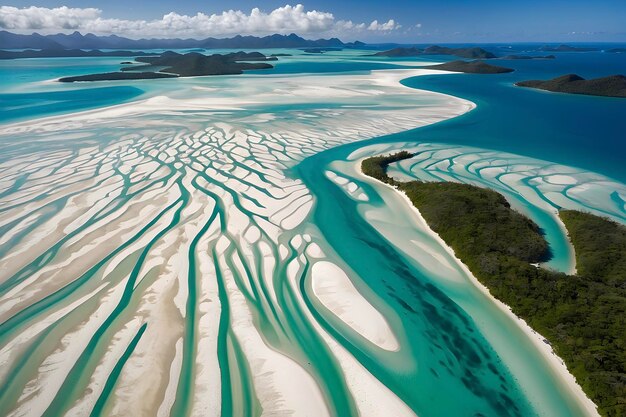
top-left (367, 19), bottom-right (401, 31)
top-left (0, 4), bottom-right (402, 39)
top-left (0, 6), bottom-right (100, 30)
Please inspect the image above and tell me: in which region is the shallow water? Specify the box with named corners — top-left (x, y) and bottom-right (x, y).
top-left (0, 48), bottom-right (624, 416)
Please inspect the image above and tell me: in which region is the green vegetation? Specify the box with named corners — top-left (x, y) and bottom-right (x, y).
top-left (58, 51), bottom-right (275, 82)
top-left (428, 60), bottom-right (514, 74)
top-left (371, 46), bottom-right (496, 59)
top-left (560, 210), bottom-right (626, 286)
top-left (362, 152), bottom-right (626, 416)
top-left (516, 74), bottom-right (626, 98)
top-left (360, 151), bottom-right (413, 185)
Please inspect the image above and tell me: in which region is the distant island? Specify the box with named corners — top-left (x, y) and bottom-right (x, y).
top-left (59, 51), bottom-right (275, 82)
top-left (539, 44), bottom-right (599, 52)
top-left (0, 49), bottom-right (158, 60)
top-left (371, 47), bottom-right (421, 57)
top-left (362, 151), bottom-right (626, 417)
top-left (427, 60), bottom-right (514, 74)
top-left (608, 48), bottom-right (626, 53)
top-left (422, 45), bottom-right (497, 58)
top-left (501, 54), bottom-right (556, 60)
top-left (302, 47), bottom-right (343, 54)
top-left (0, 30), bottom-right (364, 50)
top-left (59, 72), bottom-right (178, 82)
top-left (516, 74), bottom-right (626, 98)
top-left (372, 46), bottom-right (496, 59)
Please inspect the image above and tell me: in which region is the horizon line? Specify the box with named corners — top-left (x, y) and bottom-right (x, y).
top-left (4, 30), bottom-right (626, 45)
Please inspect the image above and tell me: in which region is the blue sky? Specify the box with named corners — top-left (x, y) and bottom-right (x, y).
top-left (1, 1), bottom-right (625, 42)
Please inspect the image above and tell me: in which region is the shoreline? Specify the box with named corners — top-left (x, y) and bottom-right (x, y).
top-left (0, 67), bottom-right (472, 133)
top-left (358, 164), bottom-right (599, 416)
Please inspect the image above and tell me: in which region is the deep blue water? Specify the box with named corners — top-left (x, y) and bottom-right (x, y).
top-left (401, 51), bottom-right (626, 182)
top-left (249, 47), bottom-right (626, 183)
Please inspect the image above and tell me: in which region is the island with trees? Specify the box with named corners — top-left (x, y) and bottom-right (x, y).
top-left (371, 47), bottom-right (422, 57)
top-left (0, 49), bottom-right (158, 60)
top-left (516, 74), bottom-right (626, 98)
top-left (422, 45), bottom-right (497, 58)
top-left (501, 54), bottom-right (556, 60)
top-left (58, 51), bottom-right (275, 82)
top-left (59, 72), bottom-right (178, 82)
top-left (362, 151), bottom-right (626, 417)
top-left (427, 60), bottom-right (514, 74)
top-left (372, 46), bottom-right (496, 59)
top-left (302, 47), bottom-right (343, 53)
top-left (539, 44), bottom-right (599, 52)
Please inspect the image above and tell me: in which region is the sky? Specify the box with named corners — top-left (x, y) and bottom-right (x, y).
top-left (1, 1), bottom-right (625, 43)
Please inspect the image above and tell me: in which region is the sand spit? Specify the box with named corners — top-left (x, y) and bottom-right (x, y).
top-left (341, 146), bottom-right (611, 417)
top-left (311, 260), bottom-right (400, 351)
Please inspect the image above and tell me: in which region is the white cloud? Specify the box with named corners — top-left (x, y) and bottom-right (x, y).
top-left (0, 6), bottom-right (100, 30)
top-left (367, 19), bottom-right (401, 31)
top-left (0, 4), bottom-right (403, 39)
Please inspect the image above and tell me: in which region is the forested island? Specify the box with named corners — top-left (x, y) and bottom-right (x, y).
top-left (539, 44), bottom-right (599, 52)
top-left (125, 51), bottom-right (275, 75)
top-left (501, 54), bottom-right (556, 60)
top-left (0, 49), bottom-right (157, 60)
top-left (59, 51), bottom-right (275, 82)
top-left (362, 152), bottom-right (626, 417)
top-left (371, 47), bottom-right (421, 57)
top-left (427, 60), bottom-right (514, 74)
top-left (302, 47), bottom-right (343, 53)
top-left (59, 72), bottom-right (178, 82)
top-left (516, 74), bottom-right (626, 98)
top-left (372, 46), bottom-right (496, 59)
top-left (422, 45), bottom-right (496, 58)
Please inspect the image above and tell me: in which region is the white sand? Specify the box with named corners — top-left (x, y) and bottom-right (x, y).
top-left (288, 257), bottom-right (417, 417)
top-left (546, 174), bottom-right (578, 185)
top-left (219, 243), bottom-right (332, 417)
top-left (190, 219), bottom-right (223, 417)
top-left (371, 170), bottom-right (599, 417)
top-left (311, 261), bottom-right (400, 351)
top-left (0, 62), bottom-right (492, 416)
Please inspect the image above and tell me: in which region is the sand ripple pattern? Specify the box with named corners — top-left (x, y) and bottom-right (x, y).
top-left (0, 70), bottom-right (471, 417)
top-left (383, 142), bottom-right (625, 223)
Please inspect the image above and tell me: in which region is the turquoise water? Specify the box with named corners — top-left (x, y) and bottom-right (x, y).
top-left (0, 49), bottom-right (414, 124)
top-left (0, 56), bottom-right (148, 123)
top-left (297, 150), bottom-right (542, 416)
top-left (403, 51), bottom-right (626, 182)
top-left (0, 47), bottom-right (624, 416)
top-left (0, 87), bottom-right (143, 123)
top-left (290, 49), bottom-right (626, 407)
top-left (364, 49), bottom-right (626, 272)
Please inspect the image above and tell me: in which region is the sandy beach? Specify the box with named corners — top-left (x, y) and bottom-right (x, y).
top-left (353, 156), bottom-right (600, 417)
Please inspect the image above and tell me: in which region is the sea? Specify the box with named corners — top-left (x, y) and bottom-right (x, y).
top-left (0, 44), bottom-right (624, 417)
